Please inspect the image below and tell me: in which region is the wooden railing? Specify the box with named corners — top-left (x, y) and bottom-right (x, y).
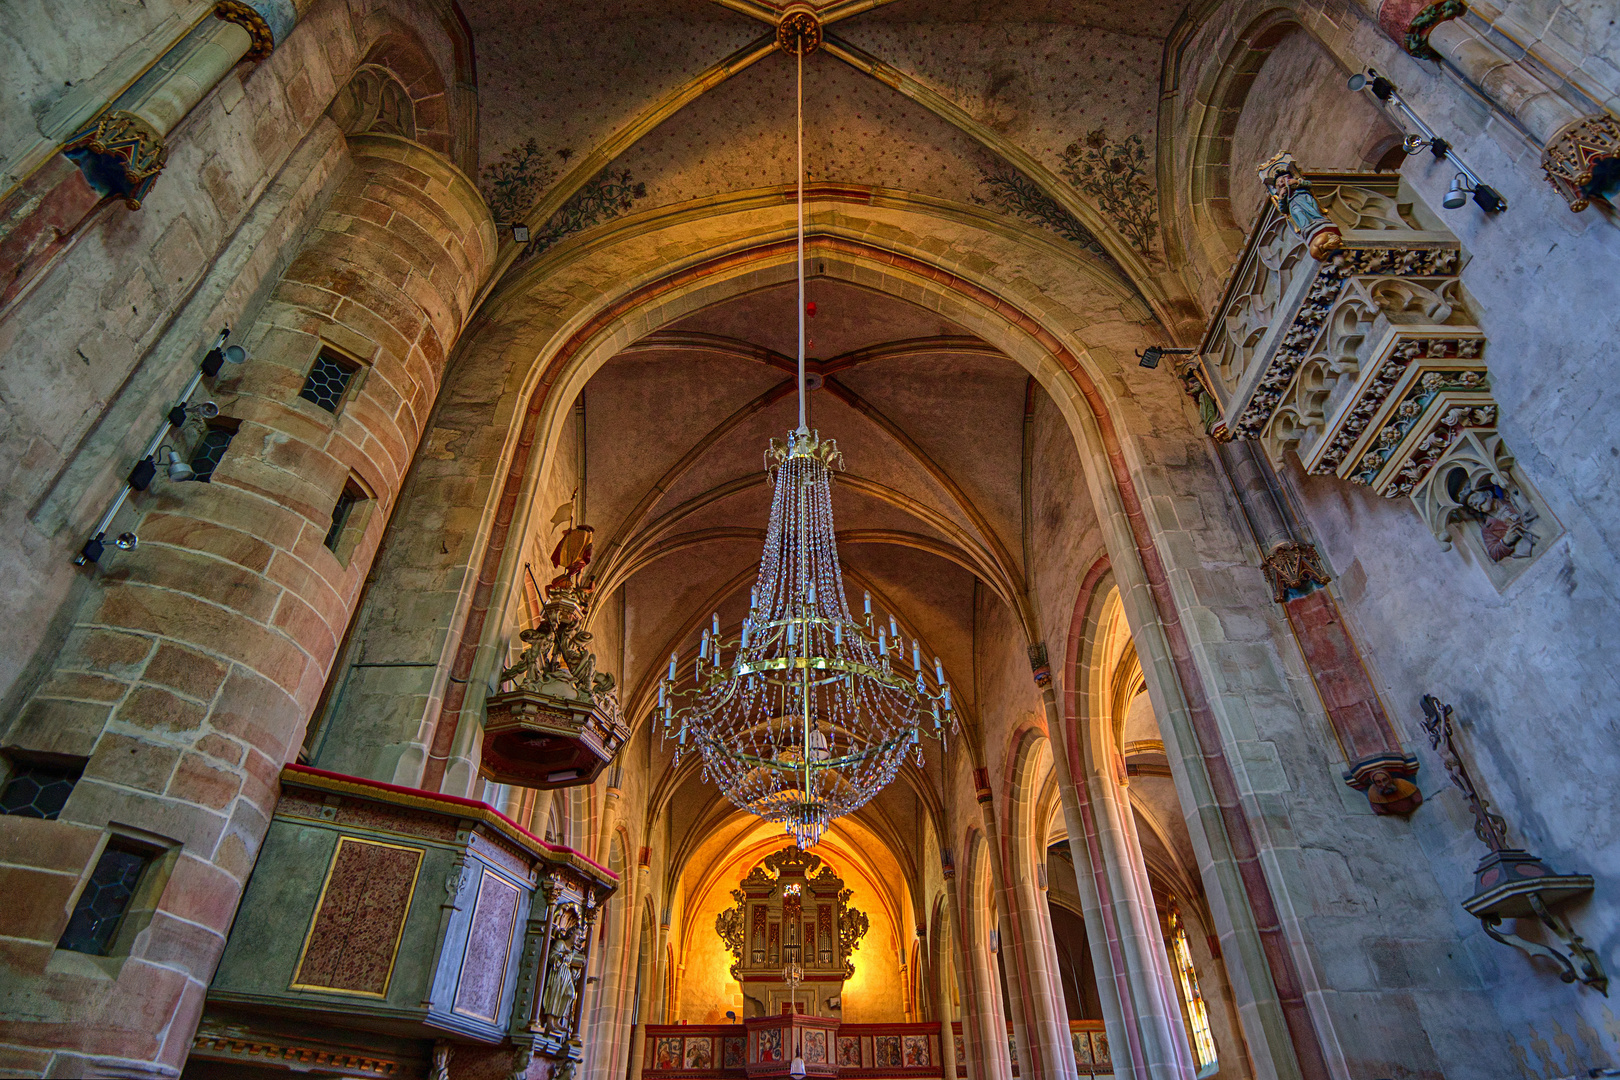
top-left (949, 1020), bottom-right (1114, 1078)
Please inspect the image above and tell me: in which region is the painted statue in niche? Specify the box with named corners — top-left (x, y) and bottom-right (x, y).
top-left (540, 933), bottom-right (582, 1028)
top-left (1448, 467), bottom-right (1540, 561)
top-left (1257, 151), bottom-right (1343, 260)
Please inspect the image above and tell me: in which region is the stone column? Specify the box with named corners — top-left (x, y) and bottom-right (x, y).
top-left (940, 852), bottom-right (988, 1080)
top-left (981, 765), bottom-right (1073, 1079)
top-left (1, 1), bottom-right (307, 311)
top-left (973, 774), bottom-right (1038, 1077)
top-left (0, 132), bottom-right (494, 1077)
top-left (1214, 439), bottom-right (1423, 814)
top-left (1039, 668), bottom-right (1190, 1080)
top-left (1369, 0), bottom-right (1617, 211)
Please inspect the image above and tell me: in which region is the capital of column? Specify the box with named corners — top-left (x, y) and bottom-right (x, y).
top-left (1260, 542), bottom-right (1332, 603)
top-left (1377, 0), bottom-right (1466, 59)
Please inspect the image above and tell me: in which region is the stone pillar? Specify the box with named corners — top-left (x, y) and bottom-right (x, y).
top-left (1087, 753), bottom-right (1198, 1078)
top-left (973, 772), bottom-right (1038, 1077)
top-left (980, 765), bottom-right (1073, 1079)
top-left (1214, 439), bottom-right (1423, 815)
top-left (940, 852), bottom-right (987, 1080)
top-left (1369, 0), bottom-right (1617, 211)
top-left (1037, 662), bottom-right (1191, 1080)
top-left (0, 132), bottom-right (494, 1077)
top-left (1, 2), bottom-right (306, 312)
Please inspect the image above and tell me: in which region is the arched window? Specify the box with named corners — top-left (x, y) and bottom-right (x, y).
top-left (1166, 906), bottom-right (1217, 1071)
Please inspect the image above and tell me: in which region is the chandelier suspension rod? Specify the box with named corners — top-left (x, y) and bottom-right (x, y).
top-left (796, 45), bottom-right (806, 433)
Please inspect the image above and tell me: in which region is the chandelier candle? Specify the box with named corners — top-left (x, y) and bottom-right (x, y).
top-left (658, 30), bottom-right (956, 849)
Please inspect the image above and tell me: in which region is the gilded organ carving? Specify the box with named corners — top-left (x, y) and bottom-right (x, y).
top-left (715, 848), bottom-right (869, 1017)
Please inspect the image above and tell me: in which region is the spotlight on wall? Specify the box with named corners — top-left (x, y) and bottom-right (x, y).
top-left (168, 400), bottom-right (220, 428)
top-left (1346, 71), bottom-right (1395, 100)
top-left (1136, 345), bottom-right (1196, 369)
top-left (497, 221), bottom-right (530, 244)
top-left (1443, 173), bottom-right (1472, 209)
top-left (725, 1011), bottom-right (737, 1022)
top-left (1349, 68), bottom-right (1506, 213)
top-left (114, 532), bottom-right (138, 551)
top-left (200, 328), bottom-right (249, 377)
top-left (157, 446), bottom-right (195, 482)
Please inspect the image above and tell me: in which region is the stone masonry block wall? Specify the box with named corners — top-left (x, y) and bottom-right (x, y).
top-left (0, 0), bottom-right (468, 724)
top-left (0, 133), bottom-right (493, 1078)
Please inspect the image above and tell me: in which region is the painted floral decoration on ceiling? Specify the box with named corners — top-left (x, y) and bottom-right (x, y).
top-left (972, 161), bottom-right (1108, 258)
top-left (1059, 129), bottom-right (1159, 259)
top-left (481, 138), bottom-right (569, 225)
top-left (521, 168), bottom-right (649, 262)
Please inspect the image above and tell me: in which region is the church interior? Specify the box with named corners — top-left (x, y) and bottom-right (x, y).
top-left (1, 0), bottom-right (1618, 1078)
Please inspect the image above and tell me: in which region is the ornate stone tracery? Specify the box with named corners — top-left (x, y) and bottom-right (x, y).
top-left (1192, 167), bottom-right (1561, 587)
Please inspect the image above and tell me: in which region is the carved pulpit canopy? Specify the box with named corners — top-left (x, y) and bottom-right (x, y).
top-left (716, 848), bottom-right (869, 1018)
top-left (1183, 165), bottom-right (1561, 590)
top-left (482, 507), bottom-right (630, 788)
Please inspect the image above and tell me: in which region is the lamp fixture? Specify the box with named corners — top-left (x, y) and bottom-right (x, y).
top-left (1136, 345), bottom-right (1195, 369)
top-left (497, 221), bottom-right (530, 244)
top-left (157, 445), bottom-right (195, 483)
top-left (658, 9), bottom-right (955, 851)
top-left (1349, 69), bottom-right (1506, 213)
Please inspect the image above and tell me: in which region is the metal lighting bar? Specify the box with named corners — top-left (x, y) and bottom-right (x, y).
top-left (74, 330), bottom-right (229, 565)
top-left (1351, 68), bottom-right (1506, 212)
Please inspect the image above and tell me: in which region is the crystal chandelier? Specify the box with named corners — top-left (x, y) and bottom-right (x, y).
top-left (658, 15), bottom-right (955, 849)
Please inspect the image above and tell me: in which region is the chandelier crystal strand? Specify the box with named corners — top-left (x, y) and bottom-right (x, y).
top-left (659, 18), bottom-right (956, 850)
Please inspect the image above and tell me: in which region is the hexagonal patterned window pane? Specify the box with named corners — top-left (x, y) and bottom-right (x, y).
top-left (189, 425), bottom-right (236, 482)
top-left (58, 845), bottom-right (151, 955)
top-left (0, 761), bottom-right (80, 819)
top-left (298, 351), bottom-right (359, 413)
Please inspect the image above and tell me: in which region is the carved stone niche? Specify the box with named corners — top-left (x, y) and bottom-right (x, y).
top-left (483, 589), bottom-right (630, 789)
top-left (197, 765), bottom-right (615, 1080)
top-left (330, 64), bottom-right (417, 140)
top-left (1191, 170), bottom-right (1560, 589)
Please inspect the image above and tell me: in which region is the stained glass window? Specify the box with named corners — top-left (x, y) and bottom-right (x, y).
top-left (299, 351), bottom-right (358, 412)
top-left (58, 844), bottom-right (152, 955)
top-left (0, 760), bottom-right (80, 819)
top-left (1168, 907), bottom-right (1218, 1070)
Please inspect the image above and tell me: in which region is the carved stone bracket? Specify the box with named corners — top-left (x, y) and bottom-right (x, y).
top-left (1540, 113), bottom-right (1620, 212)
top-left (61, 110), bottom-right (168, 209)
top-left (1260, 541), bottom-right (1331, 602)
top-left (1342, 751), bottom-right (1423, 815)
top-left (1421, 696), bottom-right (1607, 994)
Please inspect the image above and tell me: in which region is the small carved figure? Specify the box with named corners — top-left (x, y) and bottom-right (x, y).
top-left (1448, 469), bottom-right (1539, 561)
top-left (1257, 151), bottom-right (1343, 260)
top-left (541, 935), bottom-right (582, 1026)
